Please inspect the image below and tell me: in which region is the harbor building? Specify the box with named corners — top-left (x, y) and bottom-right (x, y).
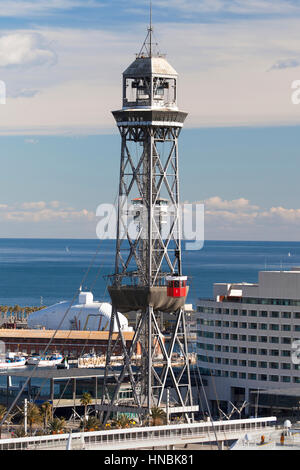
top-left (196, 268), bottom-right (300, 417)
top-left (0, 329), bottom-right (136, 357)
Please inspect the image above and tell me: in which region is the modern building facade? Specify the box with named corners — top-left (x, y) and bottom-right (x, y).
top-left (196, 269), bottom-right (300, 416)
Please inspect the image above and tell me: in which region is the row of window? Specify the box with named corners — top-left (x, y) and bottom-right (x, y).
top-left (198, 319), bottom-right (299, 331)
top-left (199, 367), bottom-right (300, 382)
top-left (198, 331), bottom-right (295, 344)
top-left (197, 306), bottom-right (300, 318)
top-left (197, 354), bottom-right (296, 370)
top-left (197, 342), bottom-right (292, 356)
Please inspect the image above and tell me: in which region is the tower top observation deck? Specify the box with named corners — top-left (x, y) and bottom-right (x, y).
top-left (121, 12), bottom-right (179, 112)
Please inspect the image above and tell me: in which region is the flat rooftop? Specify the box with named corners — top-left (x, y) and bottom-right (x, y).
top-left (0, 329), bottom-right (134, 341)
top-left (0, 367), bottom-right (122, 380)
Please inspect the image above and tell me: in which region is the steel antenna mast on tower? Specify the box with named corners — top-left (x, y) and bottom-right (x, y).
top-left (100, 7), bottom-right (196, 424)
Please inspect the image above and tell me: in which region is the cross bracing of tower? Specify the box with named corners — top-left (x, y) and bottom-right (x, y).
top-left (100, 16), bottom-right (196, 424)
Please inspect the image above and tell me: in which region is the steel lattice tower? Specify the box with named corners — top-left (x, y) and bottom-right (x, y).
top-left (100, 20), bottom-right (195, 423)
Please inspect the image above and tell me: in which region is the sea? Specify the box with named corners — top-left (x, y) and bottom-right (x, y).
top-left (1, 238), bottom-right (300, 308)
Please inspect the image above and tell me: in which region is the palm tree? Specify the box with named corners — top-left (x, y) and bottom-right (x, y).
top-left (112, 414), bottom-right (133, 429)
top-left (149, 407), bottom-right (166, 426)
top-left (84, 416), bottom-right (101, 432)
top-left (40, 402), bottom-right (53, 431)
top-left (48, 417), bottom-right (66, 435)
top-left (19, 402), bottom-right (42, 436)
top-left (0, 405), bottom-right (7, 438)
top-left (80, 393), bottom-right (92, 428)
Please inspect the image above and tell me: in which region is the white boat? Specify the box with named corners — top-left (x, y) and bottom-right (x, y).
top-left (0, 353), bottom-right (27, 369)
top-left (27, 353), bottom-right (63, 367)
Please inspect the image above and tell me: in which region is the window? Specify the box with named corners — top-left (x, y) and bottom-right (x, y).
top-left (270, 375), bottom-right (279, 382)
top-left (260, 311), bottom-right (268, 317)
top-left (270, 350), bottom-right (279, 356)
top-left (270, 337), bottom-right (279, 344)
top-left (282, 337), bottom-right (291, 344)
top-left (259, 361), bottom-right (268, 368)
top-left (271, 312), bottom-right (279, 318)
top-left (281, 350), bottom-right (291, 357)
top-left (249, 361), bottom-right (257, 368)
top-left (270, 324), bottom-right (279, 331)
top-left (259, 336), bottom-right (268, 343)
top-left (250, 310), bottom-right (257, 317)
top-left (249, 323), bottom-right (257, 330)
top-left (239, 360), bottom-right (247, 366)
top-left (239, 322), bottom-right (247, 329)
top-left (281, 325), bottom-right (291, 331)
top-left (281, 312), bottom-right (291, 319)
top-left (281, 363), bottom-right (291, 370)
top-left (259, 349), bottom-right (268, 355)
top-left (270, 362), bottom-right (279, 369)
top-left (239, 348), bottom-right (247, 354)
top-left (259, 324), bottom-right (268, 330)
top-left (248, 373), bottom-right (257, 380)
top-left (281, 376), bottom-right (291, 383)
top-left (248, 336), bottom-right (257, 342)
top-left (248, 348), bottom-right (257, 355)
top-left (259, 374), bottom-right (268, 381)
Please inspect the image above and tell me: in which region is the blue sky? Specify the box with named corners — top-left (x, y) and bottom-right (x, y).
top-left (1, 0), bottom-right (300, 240)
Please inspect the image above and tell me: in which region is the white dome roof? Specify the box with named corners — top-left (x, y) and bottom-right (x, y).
top-left (124, 56), bottom-right (177, 78)
top-left (28, 292), bottom-right (130, 332)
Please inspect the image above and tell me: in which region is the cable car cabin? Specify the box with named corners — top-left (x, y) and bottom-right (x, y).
top-left (166, 276), bottom-right (188, 298)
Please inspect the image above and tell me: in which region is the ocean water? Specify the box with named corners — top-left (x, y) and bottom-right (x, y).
top-left (1, 238), bottom-right (300, 308)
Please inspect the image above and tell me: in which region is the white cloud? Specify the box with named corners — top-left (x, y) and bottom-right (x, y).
top-left (0, 1), bottom-right (101, 17)
top-left (151, 0), bottom-right (300, 15)
top-left (0, 201), bottom-right (96, 223)
top-left (0, 32), bottom-right (56, 67)
top-left (198, 196), bottom-right (300, 240)
top-left (205, 196), bottom-right (259, 212)
top-left (2, 17), bottom-right (300, 133)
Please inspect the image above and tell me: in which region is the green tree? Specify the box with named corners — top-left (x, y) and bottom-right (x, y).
top-left (48, 417), bottom-right (66, 435)
top-left (0, 405), bottom-right (7, 438)
top-left (80, 393), bottom-right (92, 428)
top-left (111, 414), bottom-right (134, 429)
top-left (19, 402), bottom-right (42, 436)
top-left (149, 407), bottom-right (166, 426)
top-left (83, 416), bottom-right (101, 431)
top-left (40, 402), bottom-right (53, 431)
